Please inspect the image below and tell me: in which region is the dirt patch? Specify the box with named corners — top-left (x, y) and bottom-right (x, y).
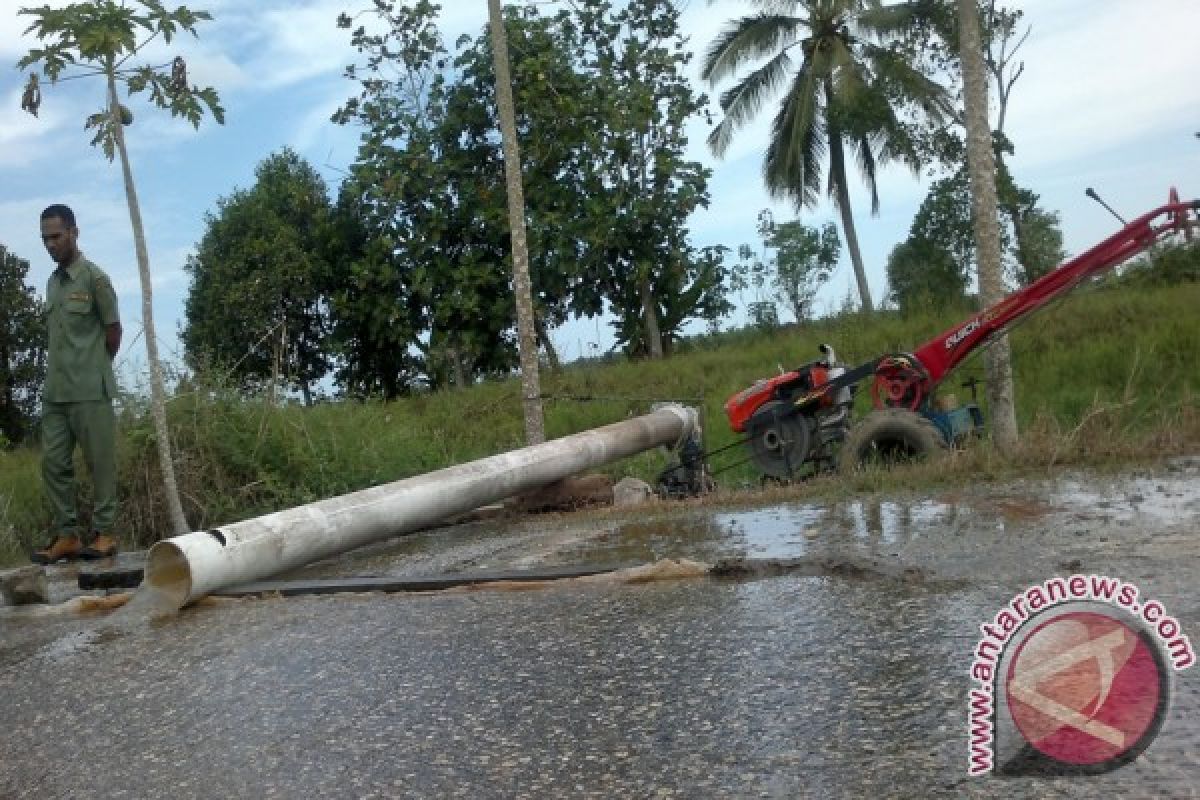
top-left (983, 496), bottom-right (1062, 520)
top-left (1, 591), bottom-right (133, 619)
top-left (710, 555), bottom-right (968, 588)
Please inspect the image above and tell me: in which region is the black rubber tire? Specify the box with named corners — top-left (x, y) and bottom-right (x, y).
top-left (838, 409), bottom-right (947, 472)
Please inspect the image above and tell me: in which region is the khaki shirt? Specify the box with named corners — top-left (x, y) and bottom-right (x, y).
top-left (43, 254), bottom-right (120, 403)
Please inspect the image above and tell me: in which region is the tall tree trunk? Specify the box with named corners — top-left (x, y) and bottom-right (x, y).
top-left (958, 0), bottom-right (1018, 451)
top-left (451, 345), bottom-right (468, 390)
top-left (488, 0), bottom-right (544, 444)
top-left (108, 74), bottom-right (190, 535)
top-left (640, 275), bottom-right (663, 359)
top-left (827, 133), bottom-right (874, 312)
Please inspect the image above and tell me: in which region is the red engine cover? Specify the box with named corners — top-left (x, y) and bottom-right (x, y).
top-left (724, 366), bottom-right (828, 433)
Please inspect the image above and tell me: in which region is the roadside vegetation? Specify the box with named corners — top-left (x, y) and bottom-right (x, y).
top-left (1, 270), bottom-right (1197, 565)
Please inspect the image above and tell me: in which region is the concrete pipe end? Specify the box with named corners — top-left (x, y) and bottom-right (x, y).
top-left (651, 402), bottom-right (700, 449)
top-left (143, 539), bottom-right (194, 611)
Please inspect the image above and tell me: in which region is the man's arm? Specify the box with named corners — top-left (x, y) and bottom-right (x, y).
top-left (105, 322), bottom-right (122, 358)
top-left (92, 269), bottom-right (121, 359)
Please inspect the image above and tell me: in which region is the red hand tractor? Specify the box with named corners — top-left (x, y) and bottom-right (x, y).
top-left (723, 189), bottom-right (1198, 479)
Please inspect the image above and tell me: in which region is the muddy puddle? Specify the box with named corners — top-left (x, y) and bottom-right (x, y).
top-left (517, 498), bottom-right (958, 567)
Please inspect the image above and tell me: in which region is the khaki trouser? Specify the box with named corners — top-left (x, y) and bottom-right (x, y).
top-left (41, 400), bottom-right (117, 535)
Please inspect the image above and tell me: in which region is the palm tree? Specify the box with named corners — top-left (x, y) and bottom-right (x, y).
top-left (702, 0), bottom-right (950, 312)
top-left (957, 0), bottom-right (1017, 449)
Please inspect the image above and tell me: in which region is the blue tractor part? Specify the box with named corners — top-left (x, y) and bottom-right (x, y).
top-left (923, 403), bottom-right (985, 446)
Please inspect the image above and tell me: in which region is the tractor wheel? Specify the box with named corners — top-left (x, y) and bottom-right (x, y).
top-left (838, 409), bottom-right (947, 472)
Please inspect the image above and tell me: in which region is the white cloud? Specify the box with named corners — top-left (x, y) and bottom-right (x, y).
top-left (0, 87), bottom-right (73, 165)
top-left (0, 5), bottom-right (41, 60)
top-left (1003, 0), bottom-right (1200, 169)
top-left (118, 102), bottom-right (222, 158)
top-left (287, 85), bottom-right (359, 159)
top-left (242, 3), bottom-right (357, 91)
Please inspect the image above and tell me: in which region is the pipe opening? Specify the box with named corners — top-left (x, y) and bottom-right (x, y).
top-left (208, 529), bottom-right (227, 546)
top-left (143, 541), bottom-right (193, 611)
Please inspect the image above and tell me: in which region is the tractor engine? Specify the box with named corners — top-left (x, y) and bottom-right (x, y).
top-left (724, 344), bottom-right (853, 479)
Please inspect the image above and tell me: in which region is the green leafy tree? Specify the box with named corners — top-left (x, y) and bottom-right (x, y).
top-left (325, 186), bottom-right (426, 399)
top-left (730, 236), bottom-right (775, 328)
top-left (766, 218), bottom-right (840, 323)
top-left (702, 0), bottom-right (951, 313)
top-left (446, 4), bottom-right (597, 368)
top-left (1014, 205), bottom-right (1065, 284)
top-left (885, 237), bottom-right (967, 311)
top-left (1117, 240), bottom-right (1200, 287)
top-left (18, 0), bottom-right (225, 535)
top-left (886, 170), bottom-right (975, 310)
top-left (746, 300), bottom-right (779, 330)
top-left (333, 0), bottom-right (727, 382)
top-left (734, 211), bottom-right (839, 325)
top-left (448, 0), bottom-right (727, 360)
top-left (0, 245), bottom-right (45, 446)
top-left (886, 157), bottom-right (1064, 312)
top-left (573, 0), bottom-right (725, 357)
top-left (605, 241), bottom-right (733, 352)
top-left (994, 137), bottom-right (1064, 285)
top-left (183, 149), bottom-right (334, 404)
top-left (333, 0), bottom-right (518, 394)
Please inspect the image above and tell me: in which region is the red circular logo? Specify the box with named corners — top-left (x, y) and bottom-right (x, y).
top-left (1004, 610), bottom-right (1168, 768)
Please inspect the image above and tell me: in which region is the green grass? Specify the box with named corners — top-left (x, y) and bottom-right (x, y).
top-left (0, 448), bottom-right (44, 561)
top-left (2, 281), bottom-right (1198, 566)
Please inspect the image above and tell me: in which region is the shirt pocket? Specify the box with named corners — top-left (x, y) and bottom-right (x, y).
top-left (63, 299), bottom-right (96, 339)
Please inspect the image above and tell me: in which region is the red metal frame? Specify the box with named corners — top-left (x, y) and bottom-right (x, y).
top-left (725, 364), bottom-right (830, 433)
top-left (909, 191), bottom-right (1197, 394)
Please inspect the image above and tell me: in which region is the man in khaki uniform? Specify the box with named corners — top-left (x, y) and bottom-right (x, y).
top-left (32, 204), bottom-right (123, 563)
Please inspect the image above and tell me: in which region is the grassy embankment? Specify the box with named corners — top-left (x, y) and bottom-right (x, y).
top-left (1, 280), bottom-right (1197, 565)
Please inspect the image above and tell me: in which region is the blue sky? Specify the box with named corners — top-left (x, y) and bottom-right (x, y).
top-left (2, 0), bottom-right (1199, 383)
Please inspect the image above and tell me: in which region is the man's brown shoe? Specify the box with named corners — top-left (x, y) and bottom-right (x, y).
top-left (80, 533), bottom-right (119, 560)
top-left (31, 535), bottom-right (83, 564)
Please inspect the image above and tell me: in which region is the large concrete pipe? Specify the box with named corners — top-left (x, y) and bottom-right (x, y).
top-left (144, 404), bottom-right (698, 609)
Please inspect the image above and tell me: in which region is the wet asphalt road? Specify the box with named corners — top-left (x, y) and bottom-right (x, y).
top-left (1, 460), bottom-right (1198, 798)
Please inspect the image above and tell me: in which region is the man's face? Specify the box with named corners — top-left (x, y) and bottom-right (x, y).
top-left (40, 216), bottom-right (78, 267)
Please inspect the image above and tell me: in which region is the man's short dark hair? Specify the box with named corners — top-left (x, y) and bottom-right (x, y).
top-left (41, 204), bottom-right (77, 229)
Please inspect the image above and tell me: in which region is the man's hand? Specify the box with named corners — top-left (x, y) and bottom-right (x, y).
top-left (106, 322), bottom-right (122, 358)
